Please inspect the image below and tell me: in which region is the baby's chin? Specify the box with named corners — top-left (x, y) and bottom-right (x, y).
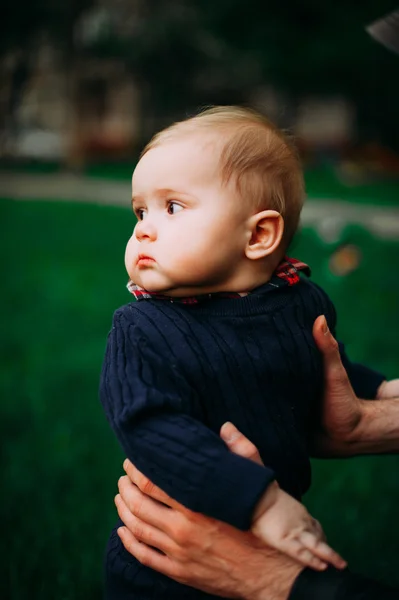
top-left (131, 274), bottom-right (174, 295)
top-left (130, 271), bottom-right (208, 297)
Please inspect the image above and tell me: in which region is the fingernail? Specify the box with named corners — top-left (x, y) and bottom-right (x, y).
top-left (221, 422), bottom-right (239, 443)
top-left (220, 422), bottom-right (231, 435)
top-left (117, 527), bottom-right (124, 538)
top-left (321, 315), bottom-right (329, 335)
top-left (123, 459), bottom-right (129, 471)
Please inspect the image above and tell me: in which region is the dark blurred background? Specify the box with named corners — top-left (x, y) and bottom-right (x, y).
top-left (1, 0), bottom-right (399, 164)
top-left (1, 2), bottom-right (399, 599)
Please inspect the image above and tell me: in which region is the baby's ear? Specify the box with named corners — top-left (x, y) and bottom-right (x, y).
top-left (245, 210), bottom-right (284, 260)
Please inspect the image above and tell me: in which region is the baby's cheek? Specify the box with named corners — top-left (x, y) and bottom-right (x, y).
top-left (124, 238), bottom-right (137, 273)
top-left (168, 234), bottom-right (219, 279)
top-left (169, 252), bottom-right (202, 278)
top-left (174, 253), bottom-right (221, 282)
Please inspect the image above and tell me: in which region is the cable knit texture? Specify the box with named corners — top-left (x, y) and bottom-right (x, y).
top-left (100, 277), bottom-right (384, 599)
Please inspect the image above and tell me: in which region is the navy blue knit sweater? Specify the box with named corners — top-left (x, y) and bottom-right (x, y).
top-left (100, 276), bottom-right (384, 600)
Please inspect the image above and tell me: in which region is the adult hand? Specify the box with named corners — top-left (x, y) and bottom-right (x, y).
top-left (312, 315), bottom-right (399, 455)
top-left (312, 315), bottom-right (362, 443)
top-left (116, 423), bottom-right (303, 600)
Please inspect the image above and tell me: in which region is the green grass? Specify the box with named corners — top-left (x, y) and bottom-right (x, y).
top-left (304, 165), bottom-right (399, 206)
top-left (1, 198), bottom-right (399, 598)
top-left (1, 199), bottom-right (132, 599)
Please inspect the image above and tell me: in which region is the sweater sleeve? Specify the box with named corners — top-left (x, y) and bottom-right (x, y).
top-left (338, 342), bottom-right (385, 400)
top-left (100, 306), bottom-right (275, 530)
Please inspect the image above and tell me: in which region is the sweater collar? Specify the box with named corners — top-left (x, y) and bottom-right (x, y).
top-left (127, 257), bottom-right (310, 304)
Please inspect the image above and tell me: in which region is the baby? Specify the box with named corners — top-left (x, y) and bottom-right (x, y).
top-left (100, 106), bottom-right (392, 599)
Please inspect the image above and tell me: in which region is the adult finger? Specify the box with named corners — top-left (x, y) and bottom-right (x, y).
top-left (118, 475), bottom-right (176, 534)
top-left (220, 422), bottom-right (264, 465)
top-left (123, 459), bottom-right (181, 509)
top-left (313, 316), bottom-right (340, 366)
top-left (115, 493), bottom-right (176, 555)
top-left (117, 527), bottom-right (185, 583)
top-left (312, 316), bottom-right (351, 385)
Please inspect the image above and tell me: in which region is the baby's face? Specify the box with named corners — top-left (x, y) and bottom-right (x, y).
top-left (125, 133), bottom-right (250, 296)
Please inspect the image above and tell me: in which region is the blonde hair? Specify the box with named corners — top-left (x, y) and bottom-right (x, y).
top-left (142, 106), bottom-right (304, 249)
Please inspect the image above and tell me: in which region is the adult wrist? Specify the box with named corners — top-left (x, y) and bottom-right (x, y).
top-left (347, 399), bottom-right (373, 444)
top-left (246, 562), bottom-right (303, 600)
top-left (235, 548), bottom-right (303, 600)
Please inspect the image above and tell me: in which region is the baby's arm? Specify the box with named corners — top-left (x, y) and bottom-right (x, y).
top-left (219, 423), bottom-right (346, 571)
top-left (100, 305), bottom-right (273, 531)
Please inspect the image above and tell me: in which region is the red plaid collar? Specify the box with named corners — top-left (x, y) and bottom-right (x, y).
top-left (274, 256), bottom-right (310, 285)
top-left (127, 256), bottom-right (310, 304)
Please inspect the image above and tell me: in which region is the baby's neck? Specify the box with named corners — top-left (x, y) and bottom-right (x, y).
top-left (156, 264), bottom-right (278, 298)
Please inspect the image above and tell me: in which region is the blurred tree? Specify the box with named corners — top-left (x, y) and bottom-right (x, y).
top-left (0, 0), bottom-right (94, 56)
top-left (1, 0), bottom-right (398, 148)
top-left (106, 0), bottom-right (399, 147)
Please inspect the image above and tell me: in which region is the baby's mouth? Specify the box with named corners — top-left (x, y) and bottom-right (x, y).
top-left (137, 255), bottom-right (155, 267)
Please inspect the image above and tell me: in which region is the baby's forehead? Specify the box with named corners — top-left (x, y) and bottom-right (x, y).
top-left (142, 130), bottom-right (222, 165)
top-left (168, 130), bottom-right (229, 174)
top-left (132, 131), bottom-right (226, 189)
top-left (167, 128), bottom-right (225, 155)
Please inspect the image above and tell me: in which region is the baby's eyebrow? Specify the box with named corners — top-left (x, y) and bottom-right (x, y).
top-left (157, 188), bottom-right (182, 196)
top-left (131, 194), bottom-right (143, 205)
top-left (131, 189), bottom-right (195, 205)
top-left (157, 188), bottom-right (198, 201)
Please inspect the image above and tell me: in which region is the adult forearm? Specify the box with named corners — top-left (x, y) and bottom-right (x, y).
top-left (350, 397), bottom-right (399, 453)
top-left (312, 397), bottom-right (399, 457)
top-left (113, 412), bottom-right (274, 529)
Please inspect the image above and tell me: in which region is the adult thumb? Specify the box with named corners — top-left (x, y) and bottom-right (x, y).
top-left (313, 315), bottom-right (354, 396)
top-left (220, 422), bottom-right (264, 465)
top-left (313, 315), bottom-right (341, 365)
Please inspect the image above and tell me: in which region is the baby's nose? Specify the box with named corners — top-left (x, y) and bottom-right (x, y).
top-left (135, 219), bottom-right (157, 241)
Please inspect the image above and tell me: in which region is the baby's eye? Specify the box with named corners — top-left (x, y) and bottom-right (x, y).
top-left (167, 202), bottom-right (183, 215)
top-left (135, 208), bottom-right (147, 220)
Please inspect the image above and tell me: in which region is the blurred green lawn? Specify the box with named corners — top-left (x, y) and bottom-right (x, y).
top-left (1, 198), bottom-right (399, 599)
top-left (3, 160), bottom-right (399, 206)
